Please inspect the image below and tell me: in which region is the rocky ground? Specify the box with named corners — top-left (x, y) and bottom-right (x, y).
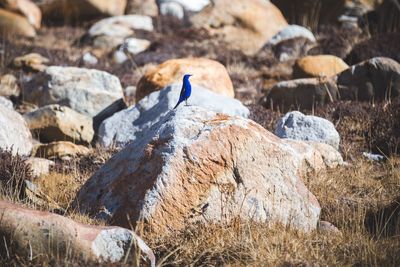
top-left (0, 0), bottom-right (399, 266)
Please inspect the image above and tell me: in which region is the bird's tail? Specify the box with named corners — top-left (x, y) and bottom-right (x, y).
top-left (173, 101), bottom-right (181, 109)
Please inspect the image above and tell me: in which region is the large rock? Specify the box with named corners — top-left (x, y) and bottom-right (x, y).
top-left (267, 24), bottom-right (316, 46)
top-left (263, 77), bottom-right (339, 112)
top-left (35, 0), bottom-right (127, 23)
top-left (0, 8), bottom-right (36, 37)
top-left (0, 96), bottom-right (13, 109)
top-left (293, 55), bottom-right (349, 79)
top-left (337, 57), bottom-right (400, 101)
top-left (22, 66), bottom-right (124, 117)
top-left (24, 104), bottom-right (94, 144)
top-left (76, 106), bottom-right (343, 233)
top-left (0, 0), bottom-right (41, 28)
top-left (190, 0), bottom-right (288, 55)
top-left (136, 58), bottom-right (234, 101)
top-left (0, 200), bottom-right (155, 264)
top-left (275, 111), bottom-right (341, 150)
top-left (0, 104), bottom-right (32, 156)
top-left (33, 141), bottom-right (90, 160)
top-left (99, 84), bottom-right (249, 148)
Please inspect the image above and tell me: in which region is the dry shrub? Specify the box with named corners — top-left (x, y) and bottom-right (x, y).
top-left (0, 148), bottom-right (32, 200)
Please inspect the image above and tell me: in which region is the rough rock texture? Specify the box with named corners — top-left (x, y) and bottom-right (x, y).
top-left (275, 111), bottom-right (341, 150)
top-left (263, 77), bottom-right (339, 112)
top-left (0, 0), bottom-right (41, 28)
top-left (35, 0), bottom-right (127, 23)
top-left (190, 0), bottom-right (288, 55)
top-left (33, 141), bottom-right (90, 160)
top-left (337, 57), bottom-right (400, 101)
top-left (12, 52), bottom-right (49, 71)
top-left (0, 200), bottom-right (155, 264)
top-left (0, 8), bottom-right (36, 37)
top-left (23, 104), bottom-right (94, 144)
top-left (0, 74), bottom-right (19, 97)
top-left (26, 157), bottom-right (54, 177)
top-left (98, 84), bottom-right (249, 147)
top-left (293, 55), bottom-right (349, 79)
top-left (318, 221), bottom-right (342, 235)
top-left (268, 25), bottom-right (316, 46)
top-left (0, 104), bottom-right (32, 156)
top-left (0, 96), bottom-right (13, 109)
top-left (76, 106), bottom-right (343, 234)
top-left (136, 58), bottom-right (234, 101)
top-left (22, 66), bottom-right (124, 117)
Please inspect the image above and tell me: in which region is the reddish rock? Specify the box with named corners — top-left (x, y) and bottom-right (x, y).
top-left (190, 0), bottom-right (288, 55)
top-left (136, 58), bottom-right (234, 101)
top-left (0, 0), bottom-right (41, 28)
top-left (0, 200), bottom-right (155, 264)
top-left (0, 8), bottom-right (36, 37)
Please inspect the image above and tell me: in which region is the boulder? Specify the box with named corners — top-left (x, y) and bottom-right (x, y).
top-left (0, 0), bottom-right (41, 28)
top-left (269, 36), bottom-right (315, 62)
top-left (275, 111), bottom-right (340, 150)
top-left (12, 52), bottom-right (49, 72)
top-left (0, 104), bottom-right (32, 156)
top-left (76, 106), bottom-right (343, 233)
top-left (190, 0), bottom-right (288, 55)
top-left (23, 104), bottom-right (94, 144)
top-left (35, 0), bottom-right (127, 23)
top-left (0, 96), bottom-right (13, 109)
top-left (268, 25), bottom-right (316, 46)
top-left (98, 84), bottom-right (249, 148)
top-left (0, 74), bottom-right (19, 97)
top-left (25, 157), bottom-right (54, 177)
top-left (21, 66), bottom-right (124, 117)
top-left (0, 200), bottom-right (155, 264)
top-left (126, 0), bottom-right (158, 16)
top-left (136, 58), bottom-right (234, 101)
top-left (33, 141), bottom-right (90, 160)
top-left (337, 57), bottom-right (400, 101)
top-left (0, 8), bottom-right (36, 37)
top-left (263, 77), bottom-right (339, 112)
top-left (293, 55), bottom-right (349, 78)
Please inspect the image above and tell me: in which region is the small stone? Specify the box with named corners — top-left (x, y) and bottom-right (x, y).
top-left (25, 157), bottom-right (54, 177)
top-left (13, 52), bottom-right (49, 72)
top-left (33, 141), bottom-right (90, 160)
top-left (0, 74), bottom-right (20, 97)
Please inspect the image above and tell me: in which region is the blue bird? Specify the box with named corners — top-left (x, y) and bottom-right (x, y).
top-left (173, 74), bottom-right (192, 109)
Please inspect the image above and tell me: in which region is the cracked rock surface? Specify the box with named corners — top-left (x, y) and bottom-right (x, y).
top-left (76, 106), bottom-right (342, 234)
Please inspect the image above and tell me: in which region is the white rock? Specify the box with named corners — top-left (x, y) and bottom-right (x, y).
top-left (83, 52), bottom-right (98, 65)
top-left (22, 66), bottom-right (124, 118)
top-left (159, 2), bottom-right (184, 19)
top-left (89, 15), bottom-right (154, 38)
top-left (158, 0), bottom-right (210, 12)
top-left (113, 50), bottom-right (129, 64)
top-left (26, 157), bottom-right (55, 177)
top-left (0, 96), bottom-right (13, 109)
top-left (98, 84), bottom-right (250, 147)
top-left (275, 111), bottom-right (340, 150)
top-left (123, 38), bottom-right (151, 55)
top-left (0, 104), bottom-right (33, 156)
top-left (268, 25), bottom-right (316, 46)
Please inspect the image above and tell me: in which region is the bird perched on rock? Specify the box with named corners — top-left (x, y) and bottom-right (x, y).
top-left (174, 74), bottom-right (192, 109)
